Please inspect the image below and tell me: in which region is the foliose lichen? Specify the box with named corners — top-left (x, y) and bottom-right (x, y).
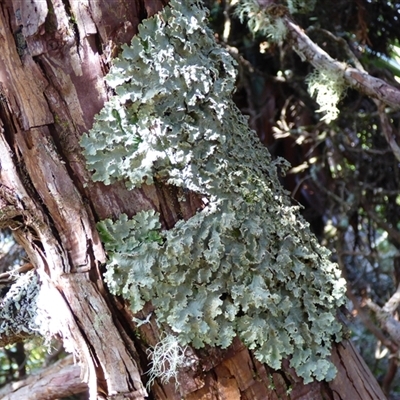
top-left (81, 0), bottom-right (346, 383)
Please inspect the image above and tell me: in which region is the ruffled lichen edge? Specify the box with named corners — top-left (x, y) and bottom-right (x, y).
top-left (81, 0), bottom-right (346, 384)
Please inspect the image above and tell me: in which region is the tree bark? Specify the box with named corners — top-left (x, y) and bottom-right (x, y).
top-left (0, 355), bottom-right (88, 400)
top-left (0, 1), bottom-right (387, 399)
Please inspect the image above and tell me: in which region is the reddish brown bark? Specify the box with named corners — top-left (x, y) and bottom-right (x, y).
top-left (0, 355), bottom-right (87, 400)
top-left (0, 1), bottom-right (387, 399)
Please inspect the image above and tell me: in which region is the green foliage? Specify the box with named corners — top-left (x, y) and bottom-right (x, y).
top-left (0, 338), bottom-right (64, 387)
top-left (82, 0), bottom-right (346, 383)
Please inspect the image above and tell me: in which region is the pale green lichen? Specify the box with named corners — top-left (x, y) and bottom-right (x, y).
top-left (81, 0), bottom-right (346, 384)
top-left (306, 68), bottom-right (346, 123)
top-left (146, 333), bottom-right (187, 389)
top-left (0, 272), bottom-right (73, 350)
top-left (235, 0), bottom-right (287, 43)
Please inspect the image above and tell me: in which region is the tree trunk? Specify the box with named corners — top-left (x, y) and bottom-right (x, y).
top-left (0, 1), bottom-right (387, 399)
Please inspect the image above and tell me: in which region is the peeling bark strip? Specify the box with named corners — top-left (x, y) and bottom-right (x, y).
top-left (60, 274), bottom-right (145, 396)
top-left (329, 341), bottom-right (385, 400)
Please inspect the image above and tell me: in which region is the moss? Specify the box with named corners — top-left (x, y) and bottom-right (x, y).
top-left (81, 0), bottom-right (346, 384)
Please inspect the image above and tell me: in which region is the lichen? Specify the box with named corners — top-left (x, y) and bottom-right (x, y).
top-left (235, 0), bottom-right (288, 43)
top-left (0, 271), bottom-right (74, 349)
top-left (287, 0), bottom-right (317, 14)
top-left (0, 271), bottom-right (41, 343)
top-left (146, 333), bottom-right (187, 389)
top-left (306, 68), bottom-right (346, 123)
top-left (81, 0), bottom-right (346, 383)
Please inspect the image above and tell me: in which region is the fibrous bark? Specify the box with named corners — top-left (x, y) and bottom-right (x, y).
top-left (0, 355), bottom-right (87, 400)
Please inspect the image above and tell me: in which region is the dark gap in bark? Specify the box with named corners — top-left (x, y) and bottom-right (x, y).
top-left (93, 31), bottom-right (103, 56)
top-left (153, 178), bottom-right (179, 230)
top-left (6, 2), bottom-right (21, 36)
top-left (0, 95), bottom-right (17, 151)
top-left (61, 0), bottom-right (80, 55)
top-left (45, 122), bottom-right (88, 197)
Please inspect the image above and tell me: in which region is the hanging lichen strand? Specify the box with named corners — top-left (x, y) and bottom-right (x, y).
top-left (81, 0), bottom-right (346, 383)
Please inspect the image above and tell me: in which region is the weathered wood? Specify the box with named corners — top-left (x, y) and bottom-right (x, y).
top-left (0, 0), bottom-right (166, 398)
top-left (329, 340), bottom-right (387, 400)
top-left (0, 355), bottom-right (87, 400)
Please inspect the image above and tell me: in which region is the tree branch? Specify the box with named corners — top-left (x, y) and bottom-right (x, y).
top-left (0, 355), bottom-right (87, 400)
top-left (282, 17), bottom-right (400, 110)
top-left (363, 203), bottom-right (400, 247)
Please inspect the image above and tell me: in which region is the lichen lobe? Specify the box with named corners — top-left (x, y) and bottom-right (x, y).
top-left (81, 0), bottom-right (346, 384)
